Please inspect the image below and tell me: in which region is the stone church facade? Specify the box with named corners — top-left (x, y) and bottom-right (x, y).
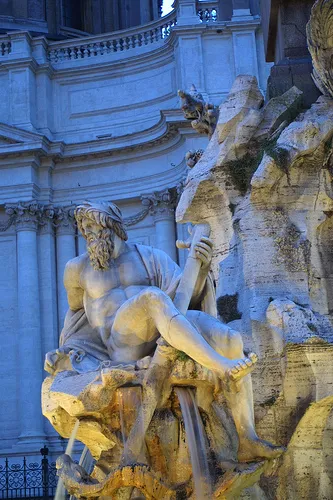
top-left (0, 0), bottom-right (269, 459)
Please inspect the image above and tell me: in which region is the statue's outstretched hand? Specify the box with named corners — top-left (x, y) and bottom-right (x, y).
top-left (177, 234), bottom-right (213, 269)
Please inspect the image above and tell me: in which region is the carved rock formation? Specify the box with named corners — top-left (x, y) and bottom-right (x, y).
top-left (175, 9), bottom-right (333, 493)
top-left (43, 356), bottom-right (273, 498)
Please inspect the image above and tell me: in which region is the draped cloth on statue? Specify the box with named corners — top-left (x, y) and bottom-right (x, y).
top-left (59, 244), bottom-right (217, 372)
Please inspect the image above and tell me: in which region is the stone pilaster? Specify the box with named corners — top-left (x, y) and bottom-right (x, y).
top-left (232, 0), bottom-right (252, 19)
top-left (38, 205), bottom-right (58, 356)
top-left (54, 206), bottom-right (77, 333)
top-left (142, 188), bottom-right (178, 261)
top-left (5, 201), bottom-right (45, 446)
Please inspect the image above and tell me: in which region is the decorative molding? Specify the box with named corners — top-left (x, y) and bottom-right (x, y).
top-left (141, 188), bottom-right (178, 222)
top-left (5, 201), bottom-right (40, 232)
top-left (38, 205), bottom-right (56, 235)
top-left (123, 207), bottom-right (151, 227)
top-left (0, 213), bottom-right (15, 232)
top-left (3, 201), bottom-right (156, 235)
top-left (53, 206), bottom-right (76, 235)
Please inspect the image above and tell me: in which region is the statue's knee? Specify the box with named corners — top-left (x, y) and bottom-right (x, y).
top-left (140, 287), bottom-right (167, 309)
top-left (229, 330), bottom-right (244, 356)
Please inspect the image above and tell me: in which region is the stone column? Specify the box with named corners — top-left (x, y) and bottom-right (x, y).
top-left (54, 206), bottom-right (76, 333)
top-left (142, 189), bottom-right (178, 262)
top-left (5, 201), bottom-right (45, 446)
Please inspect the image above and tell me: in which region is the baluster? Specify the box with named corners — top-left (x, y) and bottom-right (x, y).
top-left (0, 42), bottom-right (4, 56)
top-left (99, 41), bottom-right (105, 55)
top-left (23, 457), bottom-right (27, 498)
top-left (92, 42), bottom-right (99, 56)
top-left (83, 44), bottom-right (89, 57)
top-left (106, 40), bottom-right (112, 53)
top-left (154, 27), bottom-right (159, 42)
top-left (143, 31), bottom-right (148, 45)
top-left (125, 36), bottom-right (130, 50)
top-left (5, 458), bottom-right (8, 498)
top-left (137, 33), bottom-right (143, 47)
top-left (67, 47), bottom-right (73, 60)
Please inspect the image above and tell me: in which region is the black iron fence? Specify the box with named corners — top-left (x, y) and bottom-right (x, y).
top-left (0, 447), bottom-right (59, 499)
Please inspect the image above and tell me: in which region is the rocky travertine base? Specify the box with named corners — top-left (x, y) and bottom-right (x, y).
top-left (176, 71), bottom-right (333, 498)
top-left (43, 356), bottom-right (276, 499)
top-left (277, 396), bottom-right (333, 499)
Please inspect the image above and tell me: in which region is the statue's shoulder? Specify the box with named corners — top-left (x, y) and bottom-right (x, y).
top-left (64, 254), bottom-right (88, 277)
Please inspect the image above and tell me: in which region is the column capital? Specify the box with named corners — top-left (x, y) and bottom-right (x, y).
top-left (53, 206), bottom-right (76, 235)
top-left (141, 188), bottom-right (177, 222)
top-left (39, 205), bottom-right (56, 234)
top-left (5, 201), bottom-right (41, 232)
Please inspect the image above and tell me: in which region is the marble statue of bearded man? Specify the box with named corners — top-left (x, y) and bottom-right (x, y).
top-left (45, 201), bottom-right (284, 462)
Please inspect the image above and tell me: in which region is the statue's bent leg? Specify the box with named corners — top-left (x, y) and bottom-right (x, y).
top-left (185, 310), bottom-right (244, 359)
top-left (111, 288), bottom-right (256, 381)
top-left (186, 310), bottom-right (285, 461)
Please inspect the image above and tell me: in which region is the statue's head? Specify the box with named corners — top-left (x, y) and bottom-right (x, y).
top-left (75, 201), bottom-right (128, 271)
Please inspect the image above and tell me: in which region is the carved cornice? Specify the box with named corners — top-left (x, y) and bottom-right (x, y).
top-left (141, 188), bottom-right (178, 222)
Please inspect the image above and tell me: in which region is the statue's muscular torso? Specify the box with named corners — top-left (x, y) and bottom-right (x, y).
top-left (64, 244), bottom-right (151, 333)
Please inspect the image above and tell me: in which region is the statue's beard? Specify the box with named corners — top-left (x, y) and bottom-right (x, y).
top-left (87, 230), bottom-right (115, 271)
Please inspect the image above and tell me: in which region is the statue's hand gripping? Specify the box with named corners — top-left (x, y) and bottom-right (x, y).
top-left (176, 228), bottom-right (213, 270)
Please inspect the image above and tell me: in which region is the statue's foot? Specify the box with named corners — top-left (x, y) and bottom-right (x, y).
top-left (227, 353), bottom-right (258, 382)
top-left (238, 436), bottom-right (285, 462)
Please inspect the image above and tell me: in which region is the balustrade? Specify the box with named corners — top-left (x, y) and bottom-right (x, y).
top-left (0, 39), bottom-right (11, 57)
top-left (48, 12), bottom-right (177, 63)
top-left (196, 1), bottom-right (219, 22)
